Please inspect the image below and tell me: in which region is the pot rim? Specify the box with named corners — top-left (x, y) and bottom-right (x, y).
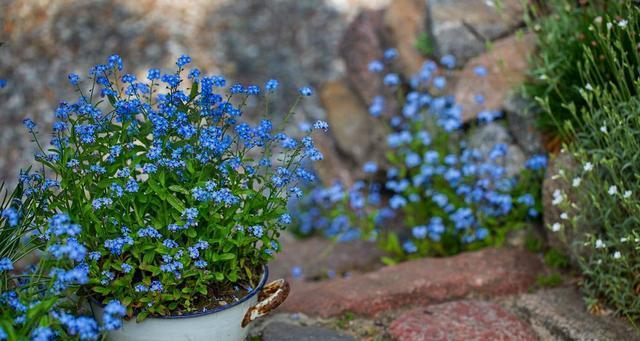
top-left (90, 265), bottom-right (269, 320)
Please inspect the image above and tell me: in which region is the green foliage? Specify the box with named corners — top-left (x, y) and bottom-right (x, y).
top-left (549, 3), bottom-right (640, 320)
top-left (415, 32), bottom-right (435, 57)
top-left (544, 249), bottom-right (570, 269)
top-left (522, 0), bottom-right (638, 137)
top-left (524, 231), bottom-right (544, 253)
top-left (535, 273), bottom-right (564, 288)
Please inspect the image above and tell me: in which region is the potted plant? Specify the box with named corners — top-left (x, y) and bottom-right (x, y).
top-left (24, 54), bottom-right (326, 340)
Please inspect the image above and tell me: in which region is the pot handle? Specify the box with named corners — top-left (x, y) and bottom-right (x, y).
top-left (241, 279), bottom-right (290, 327)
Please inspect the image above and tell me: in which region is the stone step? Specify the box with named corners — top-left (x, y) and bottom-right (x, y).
top-left (259, 322), bottom-right (356, 341)
top-left (388, 300), bottom-right (538, 341)
top-left (511, 286), bottom-right (640, 341)
top-left (281, 247), bottom-right (544, 317)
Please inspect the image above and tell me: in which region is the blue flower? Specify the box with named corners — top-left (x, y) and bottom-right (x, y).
top-left (265, 79), bottom-right (279, 91)
top-left (363, 161), bottom-right (378, 173)
top-left (412, 225), bottom-right (428, 239)
top-left (405, 152), bottom-right (421, 168)
top-left (121, 263), bottom-right (132, 274)
top-left (313, 120), bottom-right (329, 132)
top-left (150, 280), bottom-right (163, 293)
top-left (103, 300), bottom-right (126, 331)
top-left (249, 225), bottom-right (264, 238)
top-left (22, 118), bottom-right (36, 132)
top-left (383, 48), bottom-right (398, 60)
top-left (2, 208), bottom-right (19, 227)
top-left (440, 54), bottom-right (456, 69)
top-left (135, 284), bottom-right (148, 292)
top-left (195, 260), bottom-right (208, 268)
top-left (383, 73), bottom-right (400, 86)
top-left (525, 155), bottom-right (548, 170)
top-left (402, 240), bottom-right (417, 253)
top-left (137, 226), bottom-right (162, 239)
top-left (368, 60), bottom-right (384, 73)
top-left (280, 213), bottom-right (292, 225)
top-left (0, 258), bottom-right (13, 272)
top-left (291, 266), bottom-right (303, 279)
top-left (0, 79), bottom-right (6, 89)
top-left (473, 65), bottom-right (488, 77)
top-left (31, 327), bottom-right (55, 341)
top-left (176, 54), bottom-right (192, 68)
top-left (68, 73), bottom-right (80, 86)
top-left (92, 197), bottom-right (113, 210)
top-left (298, 87), bottom-right (313, 96)
top-left (147, 68), bottom-right (161, 80)
top-left (390, 195), bottom-right (407, 209)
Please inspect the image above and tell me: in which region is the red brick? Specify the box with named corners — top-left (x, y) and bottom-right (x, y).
top-left (281, 248), bottom-right (543, 317)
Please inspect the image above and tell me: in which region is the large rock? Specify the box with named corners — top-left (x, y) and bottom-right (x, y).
top-left (339, 9), bottom-right (389, 106)
top-left (389, 300), bottom-right (538, 341)
top-left (542, 149), bottom-right (590, 267)
top-left (427, 0), bottom-right (525, 64)
top-left (313, 132), bottom-right (359, 187)
top-left (455, 33), bottom-right (536, 123)
top-left (467, 122), bottom-right (526, 178)
top-left (383, 0), bottom-right (426, 75)
top-left (505, 92), bottom-right (545, 158)
top-left (269, 233), bottom-right (386, 280)
top-left (320, 80), bottom-right (389, 170)
top-left (513, 287), bottom-right (639, 341)
top-left (282, 247), bottom-right (544, 317)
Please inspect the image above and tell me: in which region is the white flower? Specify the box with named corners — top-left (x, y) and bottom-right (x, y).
top-left (608, 185), bottom-right (618, 196)
top-left (613, 251), bottom-right (622, 259)
top-left (585, 83), bottom-right (593, 91)
top-left (485, 0), bottom-right (495, 7)
top-left (624, 190), bottom-right (632, 198)
top-left (572, 177), bottom-right (582, 188)
top-left (552, 189), bottom-right (564, 206)
top-left (620, 237), bottom-right (628, 243)
top-left (618, 19), bottom-right (628, 28)
top-left (607, 22), bottom-right (613, 30)
top-left (560, 212), bottom-right (569, 220)
top-left (584, 162), bottom-right (593, 172)
top-left (600, 125), bottom-right (607, 134)
top-left (539, 74), bottom-right (548, 80)
top-left (594, 16), bottom-right (603, 24)
top-left (550, 223), bottom-right (562, 232)
top-left (595, 239), bottom-right (605, 249)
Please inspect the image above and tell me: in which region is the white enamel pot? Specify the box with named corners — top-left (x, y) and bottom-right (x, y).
top-left (91, 267), bottom-right (289, 341)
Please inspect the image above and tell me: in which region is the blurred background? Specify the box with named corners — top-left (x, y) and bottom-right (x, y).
top-left (0, 0), bottom-right (392, 186)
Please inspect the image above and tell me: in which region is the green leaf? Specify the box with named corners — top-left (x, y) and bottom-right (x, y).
top-left (168, 185), bottom-right (189, 195)
top-left (166, 194), bottom-right (186, 212)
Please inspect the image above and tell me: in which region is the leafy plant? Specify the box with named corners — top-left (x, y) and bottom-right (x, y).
top-left (543, 3), bottom-right (640, 320)
top-left (23, 54), bottom-right (325, 320)
top-left (1, 181), bottom-right (125, 339)
top-left (363, 52), bottom-right (547, 260)
top-left (522, 0), bottom-right (638, 140)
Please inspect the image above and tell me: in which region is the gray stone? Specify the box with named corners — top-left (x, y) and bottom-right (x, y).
top-left (542, 149), bottom-right (592, 267)
top-left (467, 122), bottom-right (526, 178)
top-left (268, 233), bottom-right (386, 280)
top-left (427, 0), bottom-right (525, 64)
top-left (261, 322), bottom-right (356, 341)
top-left (512, 287), bottom-right (640, 341)
top-left (505, 92), bottom-right (545, 158)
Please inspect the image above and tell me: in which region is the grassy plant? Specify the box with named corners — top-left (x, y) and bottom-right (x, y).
top-left (547, 3), bottom-right (640, 320)
top-left (522, 0), bottom-right (637, 141)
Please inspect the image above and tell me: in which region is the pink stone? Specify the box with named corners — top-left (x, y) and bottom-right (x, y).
top-left (388, 300), bottom-right (538, 341)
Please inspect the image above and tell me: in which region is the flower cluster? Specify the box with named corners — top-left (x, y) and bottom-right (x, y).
top-left (369, 52), bottom-right (546, 258)
top-left (291, 50), bottom-right (547, 260)
top-left (0, 191), bottom-right (124, 340)
top-left (24, 54), bottom-right (325, 319)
